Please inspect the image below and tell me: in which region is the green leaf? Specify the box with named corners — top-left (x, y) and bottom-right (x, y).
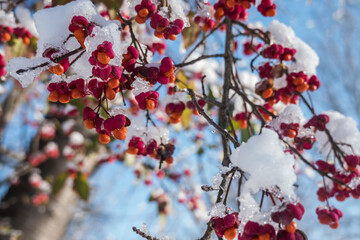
top-left (241, 128), bottom-right (251, 143)
top-left (52, 172), bottom-right (69, 196)
top-left (181, 12), bottom-right (202, 49)
top-left (74, 172), bottom-right (90, 201)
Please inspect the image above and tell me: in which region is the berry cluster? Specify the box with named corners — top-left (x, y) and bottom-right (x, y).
top-left (165, 101), bottom-right (186, 124)
top-left (243, 41), bottom-right (263, 56)
top-left (194, 15), bottom-right (216, 32)
top-left (214, 0), bottom-right (248, 22)
top-left (261, 44), bottom-right (296, 61)
top-left (234, 112), bottom-right (250, 129)
top-left (47, 79), bottom-right (85, 103)
top-left (186, 99), bottom-right (207, 116)
top-left (150, 14), bottom-right (184, 40)
top-left (257, 0), bottom-right (277, 17)
top-left (68, 16), bottom-right (95, 48)
top-left (134, 0), bottom-right (156, 24)
top-left (89, 41), bottom-right (116, 80)
top-left (43, 48), bottom-right (70, 76)
top-left (239, 221), bottom-right (276, 240)
top-left (83, 107), bottom-right (130, 144)
top-left (316, 206), bottom-right (343, 229)
top-left (0, 25), bottom-right (32, 44)
top-left (211, 212), bottom-right (240, 240)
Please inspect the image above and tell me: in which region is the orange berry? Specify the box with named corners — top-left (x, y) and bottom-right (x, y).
top-left (261, 88), bottom-right (273, 99)
top-left (240, 1), bottom-right (251, 8)
top-left (97, 52), bottom-right (111, 65)
top-left (106, 87), bottom-right (116, 100)
top-left (202, 24), bottom-right (210, 32)
top-left (223, 227), bottom-right (237, 240)
top-left (122, 53), bottom-right (132, 62)
top-left (48, 91), bottom-right (59, 102)
top-left (214, 8), bottom-right (224, 22)
top-left (262, 113), bottom-right (272, 122)
top-left (335, 194), bottom-right (346, 202)
top-left (265, 9), bottom-right (276, 17)
top-left (258, 233), bottom-right (270, 240)
top-left (285, 221), bottom-right (297, 234)
top-left (267, 98), bottom-right (276, 106)
top-left (226, 0), bottom-right (236, 8)
top-left (239, 119), bottom-right (247, 129)
top-left (296, 83), bottom-right (309, 92)
top-left (193, 109), bottom-right (199, 115)
top-left (146, 99), bottom-right (156, 110)
top-left (71, 88), bottom-right (82, 99)
top-left (23, 37), bottom-right (30, 45)
top-left (127, 146), bottom-right (138, 155)
top-left (281, 95), bottom-right (290, 104)
top-left (84, 119), bottom-right (95, 129)
top-left (135, 15), bottom-right (147, 24)
top-left (165, 156), bottom-right (173, 164)
top-left (138, 8), bottom-right (149, 18)
top-left (156, 26), bottom-right (166, 32)
top-left (318, 195), bottom-right (327, 202)
top-left (169, 75), bottom-right (176, 83)
top-left (309, 85), bottom-right (317, 91)
top-left (113, 127), bottom-right (127, 140)
top-left (2, 32), bottom-right (11, 42)
top-left (164, 69), bottom-right (174, 77)
top-left (286, 129), bottom-right (297, 138)
top-left (330, 221), bottom-right (339, 229)
top-left (108, 78), bottom-right (120, 89)
top-left (170, 117), bottom-right (181, 124)
top-left (167, 34), bottom-right (177, 41)
top-left (171, 112), bottom-right (183, 119)
top-left (49, 64), bottom-right (64, 75)
top-left (154, 30), bottom-right (164, 38)
top-left (292, 77), bottom-right (304, 86)
top-left (59, 94), bottom-right (70, 103)
top-left (283, 53), bottom-right (292, 61)
top-left (74, 28), bottom-right (86, 48)
top-left (99, 134), bottom-right (110, 144)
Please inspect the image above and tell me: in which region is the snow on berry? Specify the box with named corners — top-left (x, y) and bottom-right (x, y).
top-left (315, 111), bottom-right (360, 156)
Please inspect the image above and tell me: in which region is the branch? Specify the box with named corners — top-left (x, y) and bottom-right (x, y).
top-left (132, 227), bottom-right (160, 240)
top-left (188, 89), bottom-right (240, 148)
top-left (175, 54), bottom-right (224, 68)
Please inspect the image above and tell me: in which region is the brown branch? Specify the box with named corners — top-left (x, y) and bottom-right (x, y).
top-left (188, 89), bottom-right (239, 148)
top-left (132, 227), bottom-right (160, 240)
top-left (175, 54), bottom-right (225, 68)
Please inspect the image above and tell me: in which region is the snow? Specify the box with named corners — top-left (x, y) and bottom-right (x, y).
top-left (268, 105), bottom-right (305, 132)
top-left (315, 111), bottom-right (360, 156)
top-left (34, 0), bottom-right (108, 56)
top-left (15, 5), bottom-right (39, 37)
top-left (0, 10), bottom-right (16, 27)
top-left (69, 131), bottom-right (85, 146)
top-left (268, 20), bottom-right (319, 75)
top-left (230, 128), bottom-right (297, 197)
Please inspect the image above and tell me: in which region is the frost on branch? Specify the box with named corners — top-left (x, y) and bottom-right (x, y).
top-left (7, 57), bottom-right (54, 87)
top-left (230, 128), bottom-right (297, 197)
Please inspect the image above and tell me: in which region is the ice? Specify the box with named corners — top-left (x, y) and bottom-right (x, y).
top-left (315, 111), bottom-right (360, 156)
top-left (230, 128), bottom-right (297, 197)
top-left (209, 202), bottom-right (227, 218)
top-left (211, 173), bottom-right (222, 190)
top-left (131, 77), bottom-right (152, 96)
top-left (6, 57), bottom-right (54, 88)
top-left (15, 5), bottom-right (39, 37)
top-left (268, 20), bottom-right (319, 75)
top-left (139, 223), bottom-right (151, 235)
